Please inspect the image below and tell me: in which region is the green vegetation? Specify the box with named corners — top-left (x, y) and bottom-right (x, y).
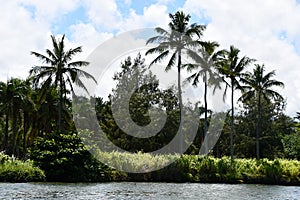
top-left (173, 155), bottom-right (300, 185)
top-left (0, 152), bottom-right (45, 182)
top-left (29, 132), bottom-right (125, 182)
top-left (0, 10), bottom-right (299, 184)
top-left (93, 152), bottom-right (300, 185)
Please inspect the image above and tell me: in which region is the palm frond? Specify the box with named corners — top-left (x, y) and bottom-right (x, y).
top-left (165, 52), bottom-right (177, 71)
top-left (67, 68), bottom-right (97, 83)
top-left (146, 35), bottom-right (168, 45)
top-left (145, 46), bottom-right (166, 56)
top-left (31, 51), bottom-right (54, 64)
top-left (67, 61), bottom-right (89, 68)
top-left (63, 46), bottom-right (83, 63)
top-left (148, 50), bottom-right (170, 67)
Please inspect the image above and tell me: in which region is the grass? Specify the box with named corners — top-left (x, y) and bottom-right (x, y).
top-left (2, 149), bottom-right (298, 185)
top-left (95, 151), bottom-right (300, 185)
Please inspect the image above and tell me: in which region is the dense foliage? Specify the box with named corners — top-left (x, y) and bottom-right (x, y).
top-left (0, 10), bottom-right (299, 183)
top-left (0, 152), bottom-right (45, 182)
top-left (29, 132), bottom-right (124, 182)
top-left (64, 151), bottom-right (300, 185)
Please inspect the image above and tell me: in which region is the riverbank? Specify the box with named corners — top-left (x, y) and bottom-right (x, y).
top-left (94, 152), bottom-right (300, 185)
top-left (1, 151), bottom-right (299, 185)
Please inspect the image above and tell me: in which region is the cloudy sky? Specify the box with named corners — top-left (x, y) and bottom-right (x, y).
top-left (1, 0), bottom-right (300, 116)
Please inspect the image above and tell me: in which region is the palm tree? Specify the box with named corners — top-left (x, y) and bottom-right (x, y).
top-left (218, 45), bottom-right (254, 161)
top-left (30, 34), bottom-right (96, 132)
top-left (146, 11), bottom-right (206, 153)
top-left (0, 80), bottom-right (10, 152)
top-left (240, 64), bottom-right (284, 159)
top-left (0, 78), bottom-right (32, 155)
top-left (186, 41), bottom-right (225, 154)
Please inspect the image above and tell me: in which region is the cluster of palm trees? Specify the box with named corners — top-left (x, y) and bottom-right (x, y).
top-left (0, 35), bottom-right (96, 158)
top-left (0, 10), bottom-right (284, 161)
top-left (146, 11), bottom-right (284, 160)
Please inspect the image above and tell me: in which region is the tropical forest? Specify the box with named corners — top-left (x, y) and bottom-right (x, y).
top-left (0, 11), bottom-right (299, 186)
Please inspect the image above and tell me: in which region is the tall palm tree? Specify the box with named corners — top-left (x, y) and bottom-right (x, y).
top-left (146, 11), bottom-right (206, 153)
top-left (240, 64), bottom-right (284, 159)
top-left (186, 41), bottom-right (225, 154)
top-left (19, 79), bottom-right (36, 159)
top-left (218, 45), bottom-right (254, 161)
top-left (30, 34), bottom-right (96, 132)
top-left (0, 78), bottom-right (32, 155)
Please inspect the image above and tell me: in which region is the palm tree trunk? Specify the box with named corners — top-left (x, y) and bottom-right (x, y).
top-left (256, 92), bottom-right (261, 160)
top-left (58, 73), bottom-right (63, 132)
top-left (204, 73), bottom-right (208, 155)
top-left (178, 51), bottom-right (183, 153)
top-left (230, 78), bottom-right (234, 162)
top-left (11, 108), bottom-right (18, 155)
top-left (22, 111), bottom-right (28, 160)
top-left (2, 111), bottom-right (9, 152)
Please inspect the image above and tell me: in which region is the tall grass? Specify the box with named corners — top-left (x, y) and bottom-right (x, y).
top-left (95, 151), bottom-right (300, 185)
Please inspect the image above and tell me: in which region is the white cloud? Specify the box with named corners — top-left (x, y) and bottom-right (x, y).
top-left (83, 0), bottom-right (122, 30)
top-left (69, 22), bottom-right (114, 60)
top-left (21, 0), bottom-right (80, 23)
top-left (120, 4), bottom-right (169, 31)
top-left (0, 1), bottom-right (51, 81)
top-left (124, 0), bottom-right (132, 6)
top-left (19, 0), bottom-right (80, 23)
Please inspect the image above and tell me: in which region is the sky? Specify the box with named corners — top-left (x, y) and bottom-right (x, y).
top-left (1, 0), bottom-right (300, 116)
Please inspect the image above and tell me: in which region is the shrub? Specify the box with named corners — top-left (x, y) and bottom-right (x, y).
top-left (0, 152), bottom-right (45, 182)
top-left (29, 132), bottom-right (121, 182)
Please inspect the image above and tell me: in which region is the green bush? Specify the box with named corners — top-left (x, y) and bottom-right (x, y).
top-left (0, 152), bottom-right (45, 182)
top-left (29, 132), bottom-right (122, 182)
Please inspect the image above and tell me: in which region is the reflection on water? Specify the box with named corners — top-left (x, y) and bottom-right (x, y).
top-left (0, 182), bottom-right (299, 200)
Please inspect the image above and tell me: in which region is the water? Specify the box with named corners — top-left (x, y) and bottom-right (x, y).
top-left (0, 182), bottom-right (299, 200)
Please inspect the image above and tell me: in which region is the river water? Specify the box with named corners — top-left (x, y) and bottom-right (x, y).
top-left (0, 182), bottom-right (299, 199)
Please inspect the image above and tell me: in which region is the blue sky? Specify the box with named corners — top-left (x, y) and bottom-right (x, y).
top-left (1, 0), bottom-right (300, 115)
top-left (49, 0), bottom-right (209, 35)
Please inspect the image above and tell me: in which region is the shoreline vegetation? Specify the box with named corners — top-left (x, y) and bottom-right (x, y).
top-left (1, 151), bottom-right (299, 186)
top-left (0, 152), bottom-right (45, 182)
top-left (1, 10), bottom-right (300, 186)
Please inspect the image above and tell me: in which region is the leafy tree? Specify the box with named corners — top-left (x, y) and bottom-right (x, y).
top-left (102, 54), bottom-right (180, 152)
top-left (282, 129), bottom-right (300, 160)
top-left (234, 97), bottom-right (290, 158)
top-left (218, 45), bottom-right (254, 161)
top-left (240, 64), bottom-right (284, 159)
top-left (146, 11), bottom-right (206, 153)
top-left (30, 34), bottom-right (96, 132)
top-left (29, 131), bottom-right (114, 182)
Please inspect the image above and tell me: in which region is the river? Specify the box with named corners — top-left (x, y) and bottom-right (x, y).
top-left (0, 182), bottom-right (299, 199)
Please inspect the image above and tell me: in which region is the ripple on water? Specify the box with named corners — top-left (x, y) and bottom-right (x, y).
top-left (0, 182), bottom-right (299, 200)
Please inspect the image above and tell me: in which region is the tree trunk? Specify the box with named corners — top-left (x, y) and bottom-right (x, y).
top-left (11, 107), bottom-right (18, 156)
top-left (256, 92), bottom-right (261, 160)
top-left (204, 73), bottom-right (208, 155)
top-left (58, 72), bottom-right (63, 132)
top-left (2, 110), bottom-right (9, 152)
top-left (230, 78), bottom-right (234, 162)
top-left (22, 111), bottom-right (28, 160)
top-left (177, 51), bottom-right (183, 154)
